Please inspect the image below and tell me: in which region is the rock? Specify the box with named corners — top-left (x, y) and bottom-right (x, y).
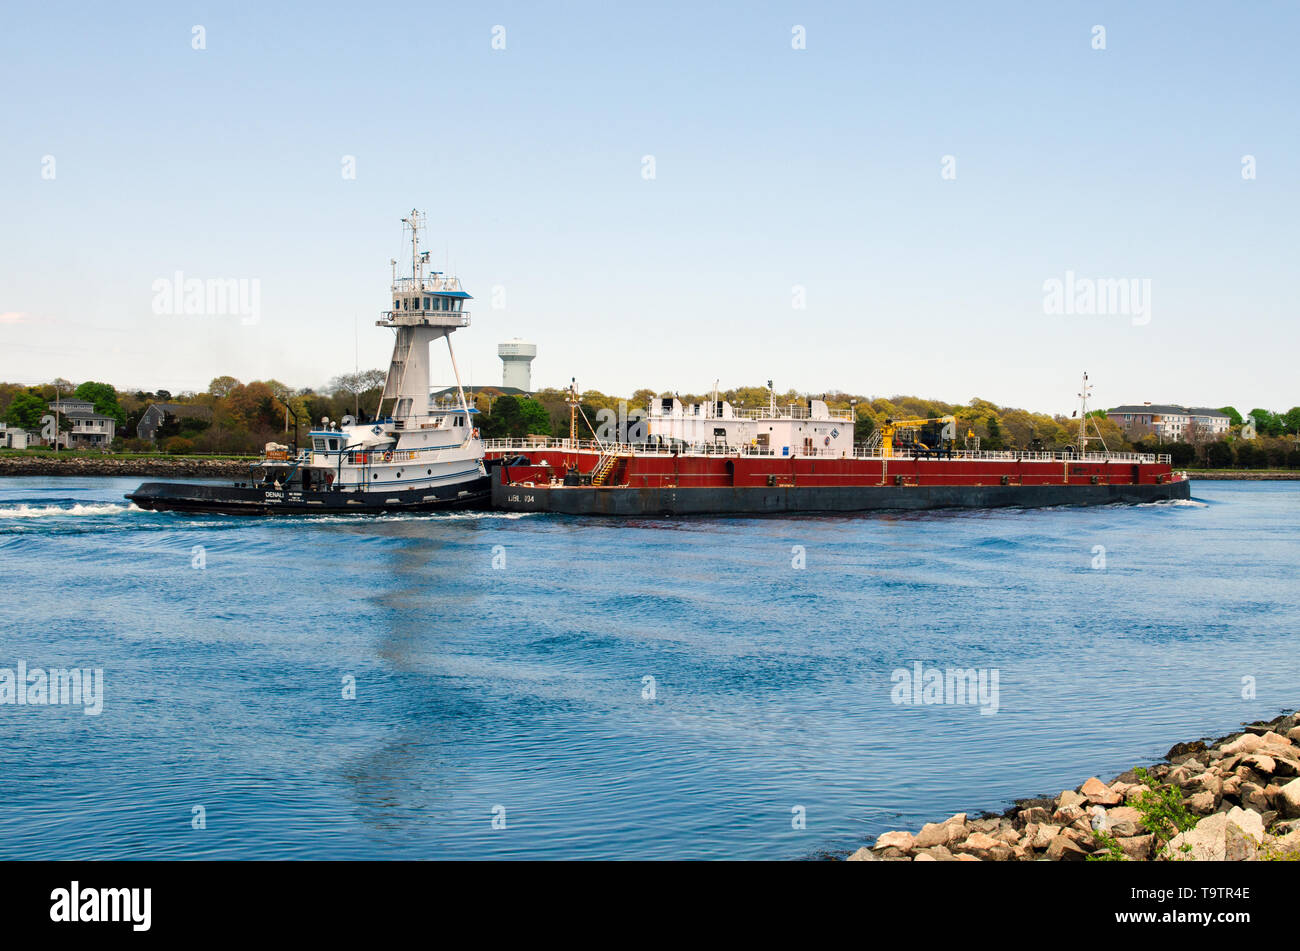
top-left (1166, 764), bottom-right (1195, 787)
top-left (915, 820), bottom-right (956, 849)
top-left (955, 853), bottom-right (980, 862)
top-left (1164, 807), bottom-right (1264, 861)
top-left (955, 831), bottom-right (1014, 860)
top-left (1278, 778), bottom-right (1300, 819)
top-left (1259, 731), bottom-right (1293, 748)
top-left (1242, 754), bottom-right (1277, 777)
top-left (1166, 813), bottom-right (1229, 861)
top-left (1186, 771), bottom-right (1223, 799)
top-left (1046, 835), bottom-right (1089, 861)
top-left (1053, 803), bottom-right (1086, 825)
top-left (1081, 777), bottom-right (1122, 805)
top-left (1016, 806), bottom-right (1051, 827)
top-left (1029, 823), bottom-right (1060, 850)
top-left (1109, 782), bottom-right (1139, 802)
top-left (1241, 782), bottom-right (1270, 812)
top-left (914, 852), bottom-right (936, 861)
top-left (1184, 791), bottom-right (1216, 816)
top-left (917, 844), bottom-right (958, 861)
top-left (1287, 727), bottom-right (1300, 744)
top-left (1220, 733), bottom-right (1265, 756)
top-left (874, 830), bottom-right (914, 852)
top-left (1225, 807), bottom-right (1265, 861)
top-left (1222, 774), bottom-right (1243, 800)
top-left (1270, 830), bottom-right (1300, 857)
top-left (1118, 834), bottom-right (1155, 861)
top-left (846, 847), bottom-right (877, 861)
top-left (993, 825), bottom-right (1021, 846)
top-left (1058, 790), bottom-right (1086, 810)
top-left (1107, 806), bottom-right (1143, 828)
top-left (1166, 740), bottom-right (1206, 761)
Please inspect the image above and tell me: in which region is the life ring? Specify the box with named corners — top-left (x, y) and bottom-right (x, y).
top-left (383, 451), bottom-right (393, 463)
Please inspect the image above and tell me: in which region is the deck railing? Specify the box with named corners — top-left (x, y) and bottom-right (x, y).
top-left (481, 437), bottom-right (1170, 465)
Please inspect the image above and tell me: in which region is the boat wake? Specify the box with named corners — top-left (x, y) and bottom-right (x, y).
top-left (0, 502), bottom-right (140, 519)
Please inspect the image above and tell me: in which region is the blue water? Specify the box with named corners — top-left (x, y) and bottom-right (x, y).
top-left (0, 477), bottom-right (1296, 860)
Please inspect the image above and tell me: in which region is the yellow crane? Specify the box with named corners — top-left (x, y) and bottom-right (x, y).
top-left (878, 415), bottom-right (958, 456)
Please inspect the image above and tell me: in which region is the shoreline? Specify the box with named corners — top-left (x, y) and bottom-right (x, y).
top-left (0, 455), bottom-right (250, 479)
top-left (1185, 470), bottom-right (1300, 481)
top-left (846, 710), bottom-right (1300, 861)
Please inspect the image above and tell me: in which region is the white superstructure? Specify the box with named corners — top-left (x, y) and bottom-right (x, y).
top-left (251, 210), bottom-right (486, 498)
top-left (644, 393), bottom-right (855, 457)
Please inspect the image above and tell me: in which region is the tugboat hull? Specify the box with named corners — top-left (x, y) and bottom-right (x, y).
top-left (493, 477), bottom-right (1192, 516)
top-left (127, 477), bottom-right (491, 515)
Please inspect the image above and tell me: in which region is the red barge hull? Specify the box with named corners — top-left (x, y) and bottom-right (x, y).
top-left (485, 447), bottom-right (1192, 516)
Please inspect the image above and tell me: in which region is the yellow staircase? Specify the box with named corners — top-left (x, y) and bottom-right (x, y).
top-left (591, 452), bottom-right (625, 486)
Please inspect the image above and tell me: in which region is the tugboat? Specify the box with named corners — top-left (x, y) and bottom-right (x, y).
top-left (127, 210), bottom-right (491, 515)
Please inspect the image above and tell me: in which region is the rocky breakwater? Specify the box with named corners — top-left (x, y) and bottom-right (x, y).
top-left (0, 455), bottom-right (250, 479)
top-left (848, 711), bottom-right (1300, 862)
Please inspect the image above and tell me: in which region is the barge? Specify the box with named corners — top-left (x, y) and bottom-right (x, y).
top-left (486, 379), bottom-right (1191, 516)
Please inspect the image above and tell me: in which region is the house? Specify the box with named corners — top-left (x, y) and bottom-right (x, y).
top-left (1107, 404), bottom-right (1231, 441)
top-left (136, 403), bottom-right (213, 441)
top-left (46, 398), bottom-right (117, 449)
top-left (0, 423), bottom-right (33, 449)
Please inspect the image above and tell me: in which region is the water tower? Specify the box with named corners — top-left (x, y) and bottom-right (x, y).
top-left (497, 338), bottom-right (537, 392)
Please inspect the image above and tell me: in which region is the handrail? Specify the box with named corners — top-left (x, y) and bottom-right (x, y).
top-left (481, 437), bottom-right (1170, 465)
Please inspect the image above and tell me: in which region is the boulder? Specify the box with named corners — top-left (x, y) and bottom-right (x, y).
top-left (1016, 806), bottom-right (1051, 827)
top-left (1053, 803), bottom-right (1086, 825)
top-left (1240, 782), bottom-right (1270, 812)
top-left (1029, 823), bottom-right (1060, 850)
top-left (1242, 754), bottom-right (1277, 777)
top-left (1184, 791), bottom-right (1216, 816)
top-left (1278, 778), bottom-right (1300, 819)
top-left (914, 820), bottom-right (956, 849)
top-left (1057, 789), bottom-right (1087, 810)
top-left (874, 830), bottom-right (914, 852)
top-left (1081, 777), bottom-right (1122, 805)
top-left (918, 844), bottom-right (957, 861)
top-left (1269, 830), bottom-right (1300, 858)
top-left (1287, 727), bottom-right (1300, 744)
top-left (1118, 834), bottom-right (1155, 861)
top-left (1046, 835), bottom-right (1089, 861)
top-left (1163, 807), bottom-right (1264, 861)
top-left (846, 847), bottom-right (877, 861)
top-left (1220, 733), bottom-right (1265, 756)
top-left (955, 831), bottom-right (1013, 860)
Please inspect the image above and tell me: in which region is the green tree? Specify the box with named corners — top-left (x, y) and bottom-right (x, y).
top-left (73, 381), bottom-right (126, 426)
top-left (1218, 406), bottom-right (1243, 427)
top-left (208, 375), bottom-right (241, 398)
top-left (518, 398), bottom-right (551, 436)
top-left (1204, 441), bottom-right (1234, 468)
top-left (3, 392), bottom-right (47, 430)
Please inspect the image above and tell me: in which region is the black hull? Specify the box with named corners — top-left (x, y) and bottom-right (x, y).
top-left (493, 479), bottom-right (1193, 516)
top-left (127, 477), bottom-right (492, 515)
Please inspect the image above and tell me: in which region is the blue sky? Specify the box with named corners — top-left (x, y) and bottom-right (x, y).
top-left (2, 1), bottom-right (1296, 414)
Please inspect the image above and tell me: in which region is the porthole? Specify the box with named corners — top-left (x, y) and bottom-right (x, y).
top-left (427, 469), bottom-right (432, 475)
top-left (372, 473), bottom-right (378, 480)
